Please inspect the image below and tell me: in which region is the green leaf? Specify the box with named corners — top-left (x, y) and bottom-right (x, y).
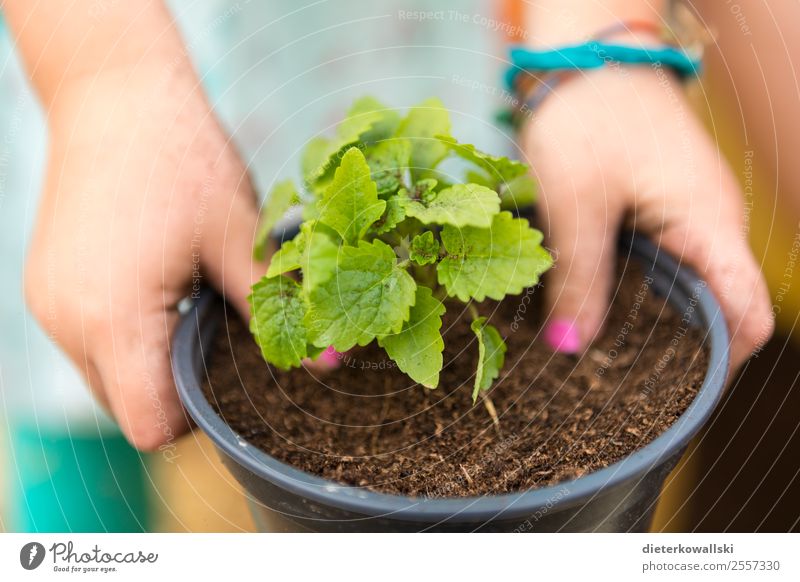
top-left (301, 197), bottom-right (321, 221)
top-left (301, 137), bottom-right (338, 185)
top-left (299, 225), bottom-right (339, 293)
top-left (266, 238), bottom-right (301, 277)
top-left (302, 98), bottom-right (389, 187)
top-left (306, 344), bottom-right (327, 361)
top-left (459, 170), bottom-right (536, 210)
top-left (437, 211), bottom-right (553, 301)
top-left (253, 180), bottom-right (299, 261)
top-left (305, 239), bottom-right (417, 351)
top-left (248, 276), bottom-right (309, 370)
top-left (436, 135), bottom-right (528, 183)
top-left (401, 183), bottom-right (500, 228)
top-left (500, 173), bottom-right (537, 210)
top-left (379, 286), bottom-right (445, 388)
top-left (470, 317), bottom-right (507, 402)
top-left (396, 97), bottom-right (451, 174)
top-left (366, 138), bottom-right (411, 197)
top-left (372, 195), bottom-right (407, 234)
top-left (337, 100), bottom-right (384, 143)
top-left (411, 178), bottom-right (438, 198)
top-left (317, 147), bottom-right (386, 246)
top-left (343, 96), bottom-right (401, 143)
top-left (409, 231), bottom-right (439, 265)
top-left (464, 170), bottom-right (494, 189)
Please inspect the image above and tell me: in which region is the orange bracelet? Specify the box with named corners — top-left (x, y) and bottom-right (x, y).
top-left (592, 19), bottom-right (666, 43)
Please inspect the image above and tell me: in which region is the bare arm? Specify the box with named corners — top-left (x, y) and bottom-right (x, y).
top-left (523, 0), bottom-right (665, 46)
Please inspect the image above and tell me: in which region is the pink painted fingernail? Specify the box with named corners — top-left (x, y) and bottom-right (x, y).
top-left (318, 345), bottom-right (342, 369)
top-left (302, 346), bottom-right (343, 371)
top-left (544, 318), bottom-right (581, 354)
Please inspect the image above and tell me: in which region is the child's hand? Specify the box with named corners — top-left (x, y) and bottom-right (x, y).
top-left (24, 69), bottom-right (264, 450)
top-left (523, 66), bottom-right (773, 370)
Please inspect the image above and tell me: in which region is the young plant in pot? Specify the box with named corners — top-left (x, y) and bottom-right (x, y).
top-left (172, 97), bottom-right (729, 533)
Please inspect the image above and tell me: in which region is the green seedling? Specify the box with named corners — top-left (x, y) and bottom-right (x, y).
top-left (250, 97), bottom-right (552, 402)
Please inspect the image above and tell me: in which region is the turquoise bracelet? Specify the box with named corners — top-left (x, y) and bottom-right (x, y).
top-left (504, 41), bottom-right (702, 90)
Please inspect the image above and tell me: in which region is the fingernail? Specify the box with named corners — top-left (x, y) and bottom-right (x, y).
top-left (318, 345), bottom-right (341, 369)
top-left (544, 318), bottom-right (581, 354)
top-left (302, 346), bottom-right (342, 371)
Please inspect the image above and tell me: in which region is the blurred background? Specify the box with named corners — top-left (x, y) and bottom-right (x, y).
top-left (0, 0), bottom-right (798, 532)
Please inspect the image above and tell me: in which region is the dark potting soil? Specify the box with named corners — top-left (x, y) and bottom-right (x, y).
top-left (202, 265), bottom-right (708, 497)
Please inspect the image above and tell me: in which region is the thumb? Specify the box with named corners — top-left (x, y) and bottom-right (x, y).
top-left (201, 175), bottom-right (342, 371)
top-left (655, 220), bottom-right (773, 373)
top-left (541, 189), bottom-right (621, 354)
top-left (202, 176), bottom-right (267, 321)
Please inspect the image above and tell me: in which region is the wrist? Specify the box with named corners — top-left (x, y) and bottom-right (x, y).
top-left (524, 1), bottom-right (666, 47)
top-left (599, 27), bottom-right (665, 48)
top-left (48, 62), bottom-right (212, 141)
top-left (516, 64), bottom-right (685, 144)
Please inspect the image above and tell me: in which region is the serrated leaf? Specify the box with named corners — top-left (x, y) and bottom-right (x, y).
top-left (266, 238), bottom-right (301, 277)
top-left (253, 180), bottom-right (299, 261)
top-left (248, 276), bottom-right (308, 370)
top-left (366, 138), bottom-right (411, 197)
top-left (396, 97), bottom-right (451, 174)
top-left (437, 211), bottom-right (553, 301)
top-left (411, 178), bottom-right (438, 199)
top-left (401, 183), bottom-right (500, 228)
top-left (464, 171), bottom-right (536, 214)
top-left (379, 286), bottom-right (445, 388)
top-left (436, 135), bottom-right (528, 183)
top-left (410, 231), bottom-right (439, 265)
top-left (470, 317), bottom-right (507, 401)
top-left (299, 224), bottom-right (339, 293)
top-left (337, 100), bottom-right (385, 143)
top-left (500, 173), bottom-right (537, 210)
top-left (317, 147), bottom-right (386, 246)
top-left (305, 239), bottom-right (416, 351)
top-left (301, 137), bottom-right (338, 185)
top-left (344, 96), bottom-right (401, 143)
top-left (372, 195), bottom-right (407, 234)
top-left (303, 98), bottom-right (401, 189)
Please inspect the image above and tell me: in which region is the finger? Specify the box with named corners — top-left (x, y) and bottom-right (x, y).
top-left (200, 167), bottom-right (342, 372)
top-left (92, 309), bottom-right (189, 451)
top-left (201, 172), bottom-right (266, 321)
top-left (303, 346), bottom-right (343, 372)
top-left (656, 220), bottom-right (774, 374)
top-left (540, 184), bottom-right (621, 353)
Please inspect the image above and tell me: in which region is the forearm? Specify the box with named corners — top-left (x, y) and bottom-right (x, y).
top-left (523, 0), bottom-right (667, 46)
top-left (1, 0), bottom-right (192, 106)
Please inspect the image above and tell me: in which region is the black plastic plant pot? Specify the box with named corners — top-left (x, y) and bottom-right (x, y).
top-left (172, 235), bottom-right (729, 532)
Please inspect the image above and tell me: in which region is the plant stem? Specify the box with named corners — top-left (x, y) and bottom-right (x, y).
top-left (468, 302), bottom-right (480, 321)
top-left (483, 396), bottom-right (502, 434)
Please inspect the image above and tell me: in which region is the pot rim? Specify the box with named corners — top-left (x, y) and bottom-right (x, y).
top-left (172, 235), bottom-right (729, 524)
